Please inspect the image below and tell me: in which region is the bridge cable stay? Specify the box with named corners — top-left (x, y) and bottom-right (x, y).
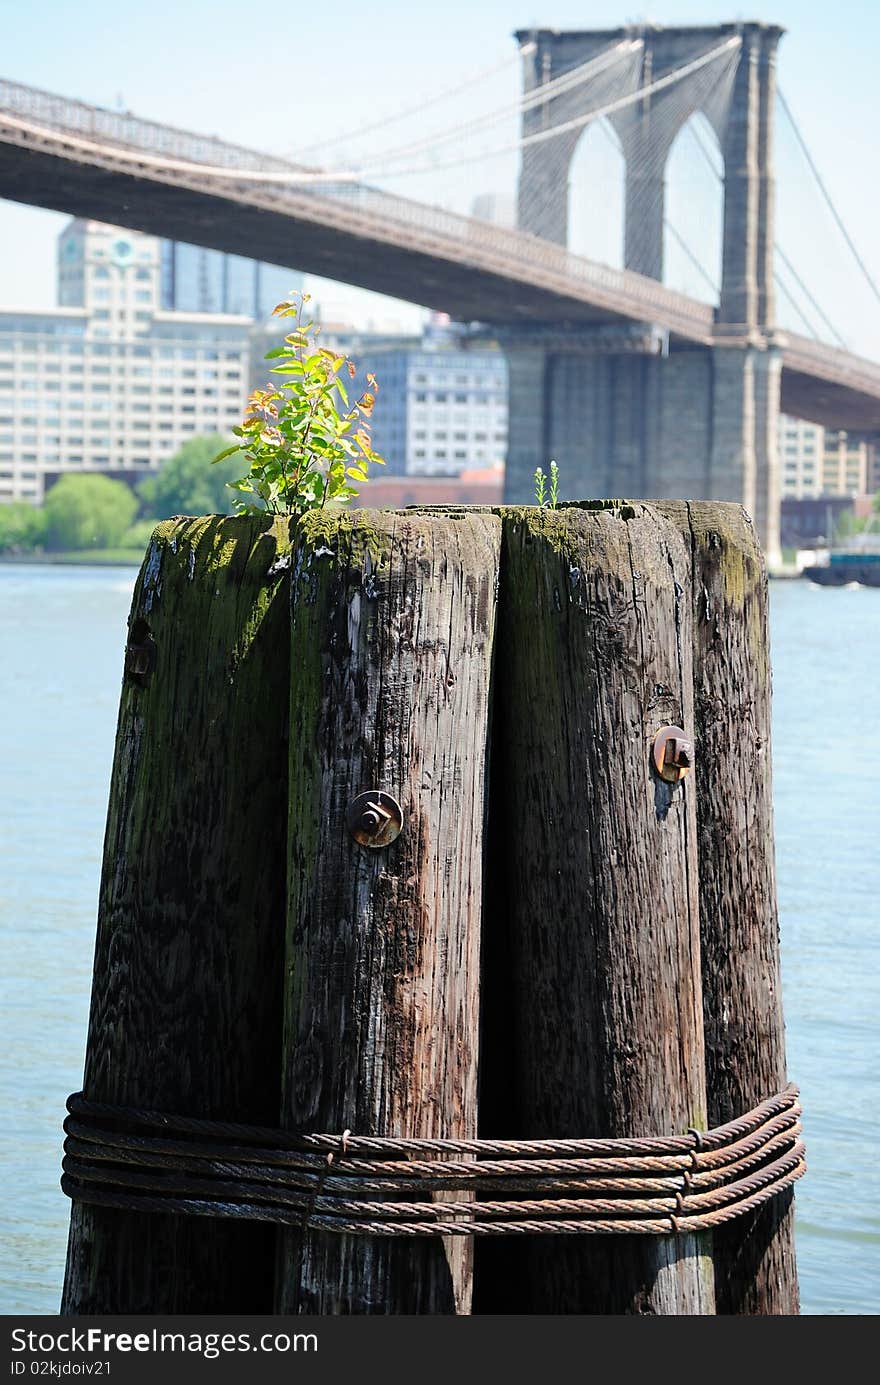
top-left (772, 271), bottom-right (821, 341)
top-left (589, 116), bottom-right (720, 298)
top-left (486, 44), bottom-right (643, 248)
top-left (330, 40), bottom-right (642, 174)
top-left (777, 88), bottom-right (880, 311)
top-left (774, 244), bottom-right (847, 348)
top-left (541, 40), bottom-right (739, 299)
top-left (362, 35), bottom-right (742, 181)
top-left (684, 111), bottom-right (848, 347)
top-left (510, 44), bottom-right (643, 253)
top-left (290, 42), bottom-right (537, 159)
top-left (662, 220), bottom-right (719, 297)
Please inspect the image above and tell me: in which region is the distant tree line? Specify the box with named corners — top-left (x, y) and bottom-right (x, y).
top-left (0, 435), bottom-right (244, 555)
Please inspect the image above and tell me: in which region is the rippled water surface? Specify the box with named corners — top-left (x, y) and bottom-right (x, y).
top-left (1, 564), bottom-right (877, 1314)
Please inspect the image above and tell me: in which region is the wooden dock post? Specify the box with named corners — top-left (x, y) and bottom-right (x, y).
top-left (477, 503), bottom-right (715, 1314)
top-left (654, 501), bottom-right (799, 1314)
top-left (276, 509), bottom-right (501, 1314)
top-left (61, 515), bottom-right (293, 1313)
top-left (61, 501), bottom-right (798, 1315)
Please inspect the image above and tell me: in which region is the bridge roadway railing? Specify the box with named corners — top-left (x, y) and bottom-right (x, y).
top-left (280, 181), bottom-right (718, 342)
top-left (0, 74), bottom-right (717, 343)
top-left (0, 76), bottom-right (302, 173)
top-left (780, 330), bottom-right (880, 398)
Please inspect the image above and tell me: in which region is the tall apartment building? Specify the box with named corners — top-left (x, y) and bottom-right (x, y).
top-left (0, 222), bottom-right (263, 504)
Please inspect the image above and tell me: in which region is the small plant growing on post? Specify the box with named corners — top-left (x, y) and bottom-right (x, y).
top-left (214, 292), bottom-right (385, 515)
top-left (534, 460), bottom-right (560, 509)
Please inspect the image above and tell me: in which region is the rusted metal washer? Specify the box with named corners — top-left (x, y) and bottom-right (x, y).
top-left (346, 791), bottom-right (403, 848)
top-left (652, 726), bottom-right (694, 785)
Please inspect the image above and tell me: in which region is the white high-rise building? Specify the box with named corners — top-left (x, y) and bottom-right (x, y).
top-left (778, 415), bottom-right (823, 499)
top-left (0, 221), bottom-right (252, 504)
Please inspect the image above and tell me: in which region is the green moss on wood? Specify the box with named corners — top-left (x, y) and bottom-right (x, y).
top-left (65, 512), bottom-right (296, 1314)
top-left (297, 507), bottom-right (392, 570)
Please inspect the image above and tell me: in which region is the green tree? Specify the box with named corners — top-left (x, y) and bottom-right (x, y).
top-left (44, 475), bottom-right (138, 551)
top-left (122, 518), bottom-right (158, 551)
top-left (0, 502), bottom-right (46, 553)
top-left (139, 435), bottom-right (242, 519)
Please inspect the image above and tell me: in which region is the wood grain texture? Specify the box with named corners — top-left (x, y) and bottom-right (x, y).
top-left (277, 508), bottom-right (500, 1314)
top-left (653, 500), bottom-right (799, 1315)
top-left (62, 515), bottom-right (293, 1313)
top-left (476, 504), bottom-right (714, 1315)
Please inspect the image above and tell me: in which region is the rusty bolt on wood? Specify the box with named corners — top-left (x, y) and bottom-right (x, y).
top-left (124, 634), bottom-right (156, 687)
top-left (346, 791), bottom-right (403, 848)
top-left (652, 726), bottom-right (694, 785)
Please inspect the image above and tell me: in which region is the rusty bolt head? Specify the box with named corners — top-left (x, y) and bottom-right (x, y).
top-left (124, 634), bottom-right (156, 688)
top-left (346, 791), bottom-right (403, 848)
top-left (652, 726), bottom-right (694, 785)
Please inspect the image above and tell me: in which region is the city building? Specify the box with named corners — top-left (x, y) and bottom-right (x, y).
top-left (777, 415), bottom-right (823, 499)
top-left (251, 313), bottom-right (509, 478)
top-left (247, 318), bottom-right (416, 399)
top-left (822, 429), bottom-right (869, 496)
top-left (0, 222), bottom-right (266, 504)
top-left (160, 242), bottom-right (301, 320)
top-left (0, 221), bottom-right (509, 506)
top-left (777, 414), bottom-right (872, 499)
top-left (363, 339), bottom-right (507, 477)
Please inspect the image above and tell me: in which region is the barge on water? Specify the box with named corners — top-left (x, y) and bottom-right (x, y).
top-left (804, 529), bottom-right (880, 586)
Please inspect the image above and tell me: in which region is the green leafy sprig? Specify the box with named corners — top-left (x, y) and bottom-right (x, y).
top-left (214, 292), bottom-right (385, 515)
top-left (534, 460), bottom-right (560, 509)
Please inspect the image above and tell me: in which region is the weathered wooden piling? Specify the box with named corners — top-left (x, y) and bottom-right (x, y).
top-left (62, 515), bottom-right (293, 1313)
top-left (654, 501), bottom-right (799, 1314)
top-left (276, 510), bottom-right (501, 1314)
top-left (62, 500), bottom-right (799, 1316)
top-left (477, 504), bottom-right (714, 1314)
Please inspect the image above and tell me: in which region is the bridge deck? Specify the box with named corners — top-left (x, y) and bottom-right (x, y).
top-left (1, 77), bottom-right (879, 431)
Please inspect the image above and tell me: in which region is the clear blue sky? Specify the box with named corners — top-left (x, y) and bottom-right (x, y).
top-left (1, 0), bottom-right (877, 353)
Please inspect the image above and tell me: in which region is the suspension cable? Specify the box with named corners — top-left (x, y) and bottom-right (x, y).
top-left (686, 107), bottom-right (849, 345)
top-left (357, 40), bottom-right (641, 171)
top-left (773, 270), bottom-right (820, 340)
top-left (777, 86), bottom-right (880, 309)
top-left (357, 37), bottom-right (742, 181)
top-left (774, 243), bottom-right (848, 348)
top-left (293, 43), bottom-right (536, 159)
top-left (664, 221), bottom-right (718, 296)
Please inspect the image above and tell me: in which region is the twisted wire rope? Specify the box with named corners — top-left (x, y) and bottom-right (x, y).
top-left (61, 1085), bottom-right (804, 1238)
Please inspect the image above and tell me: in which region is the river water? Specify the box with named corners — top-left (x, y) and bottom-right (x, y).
top-left (0, 564), bottom-right (877, 1315)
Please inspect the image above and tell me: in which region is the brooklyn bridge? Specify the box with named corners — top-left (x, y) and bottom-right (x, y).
top-left (1, 20), bottom-right (878, 561)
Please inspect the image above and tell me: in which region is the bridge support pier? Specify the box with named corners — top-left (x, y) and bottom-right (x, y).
top-left (502, 328), bottom-right (782, 567)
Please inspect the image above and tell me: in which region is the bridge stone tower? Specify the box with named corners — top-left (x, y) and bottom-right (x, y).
top-left (505, 22), bottom-right (784, 564)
